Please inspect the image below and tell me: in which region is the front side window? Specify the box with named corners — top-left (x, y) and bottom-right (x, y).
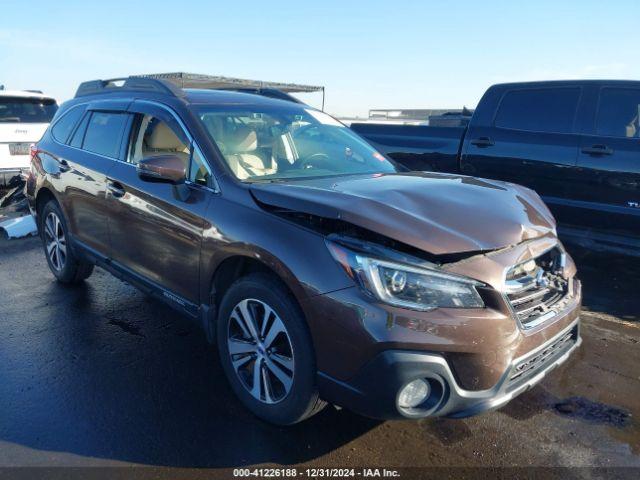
top-left (196, 105), bottom-right (397, 181)
top-left (189, 148), bottom-right (212, 186)
top-left (128, 115), bottom-right (190, 165)
top-left (495, 88), bottom-right (580, 134)
top-left (0, 96), bottom-right (58, 123)
top-left (82, 112), bottom-right (129, 158)
top-left (596, 88), bottom-right (640, 138)
top-left (128, 114), bottom-right (212, 186)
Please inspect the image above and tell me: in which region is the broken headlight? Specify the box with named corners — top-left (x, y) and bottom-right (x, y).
top-left (327, 242), bottom-right (484, 311)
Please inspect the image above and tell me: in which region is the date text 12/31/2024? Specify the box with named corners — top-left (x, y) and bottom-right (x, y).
top-left (233, 468), bottom-right (401, 478)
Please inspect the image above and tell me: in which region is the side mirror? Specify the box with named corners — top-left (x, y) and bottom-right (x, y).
top-left (137, 155), bottom-right (186, 184)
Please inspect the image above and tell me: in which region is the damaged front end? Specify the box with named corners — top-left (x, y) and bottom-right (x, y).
top-left (250, 179), bottom-right (579, 332)
top-left (246, 177), bottom-right (582, 419)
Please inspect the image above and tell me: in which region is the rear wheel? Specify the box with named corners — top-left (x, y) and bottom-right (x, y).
top-left (217, 273), bottom-right (325, 425)
top-left (40, 200), bottom-right (94, 284)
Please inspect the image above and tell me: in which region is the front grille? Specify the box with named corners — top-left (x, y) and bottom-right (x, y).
top-left (505, 247), bottom-right (570, 329)
top-left (509, 325), bottom-right (578, 384)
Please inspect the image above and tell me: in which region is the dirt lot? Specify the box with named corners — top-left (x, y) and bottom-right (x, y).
top-left (0, 235), bottom-right (638, 476)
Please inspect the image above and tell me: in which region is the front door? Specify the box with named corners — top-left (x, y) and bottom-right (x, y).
top-left (105, 101), bottom-right (214, 307)
top-left (575, 86), bottom-right (640, 241)
top-left (461, 86), bottom-right (582, 226)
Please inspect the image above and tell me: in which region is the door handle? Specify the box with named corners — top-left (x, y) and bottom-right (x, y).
top-left (470, 137), bottom-right (495, 147)
top-left (581, 144), bottom-right (613, 156)
top-left (106, 180), bottom-right (126, 198)
top-left (58, 159), bottom-right (71, 172)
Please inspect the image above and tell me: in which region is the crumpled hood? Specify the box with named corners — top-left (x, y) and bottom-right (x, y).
top-left (249, 172), bottom-right (557, 255)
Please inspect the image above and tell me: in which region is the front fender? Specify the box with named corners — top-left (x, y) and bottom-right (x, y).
top-left (199, 197), bottom-right (354, 307)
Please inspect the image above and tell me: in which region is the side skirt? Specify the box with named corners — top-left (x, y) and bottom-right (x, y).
top-left (70, 236), bottom-right (213, 335)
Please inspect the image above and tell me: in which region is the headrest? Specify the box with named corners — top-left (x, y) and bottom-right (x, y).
top-left (226, 126), bottom-right (258, 153)
top-left (147, 122), bottom-right (187, 151)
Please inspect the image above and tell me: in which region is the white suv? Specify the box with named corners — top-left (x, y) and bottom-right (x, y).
top-left (0, 88), bottom-right (58, 186)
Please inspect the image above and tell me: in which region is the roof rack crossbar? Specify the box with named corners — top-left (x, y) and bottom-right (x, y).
top-left (74, 76), bottom-right (183, 98)
top-left (139, 72), bottom-right (323, 94)
top-left (74, 73), bottom-right (326, 109)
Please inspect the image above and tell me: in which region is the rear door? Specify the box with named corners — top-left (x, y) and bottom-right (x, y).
top-left (44, 102), bottom-right (130, 256)
top-left (105, 100), bottom-right (214, 307)
top-left (461, 86), bottom-right (582, 225)
top-left (575, 86), bottom-right (640, 241)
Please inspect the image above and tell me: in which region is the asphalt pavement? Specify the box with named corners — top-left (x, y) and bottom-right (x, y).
top-left (0, 235), bottom-right (638, 474)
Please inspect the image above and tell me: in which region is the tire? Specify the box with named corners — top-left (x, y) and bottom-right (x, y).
top-left (217, 273), bottom-right (326, 425)
top-left (40, 200), bottom-right (94, 284)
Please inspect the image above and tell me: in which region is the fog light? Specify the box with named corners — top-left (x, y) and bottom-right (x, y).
top-left (398, 379), bottom-right (430, 409)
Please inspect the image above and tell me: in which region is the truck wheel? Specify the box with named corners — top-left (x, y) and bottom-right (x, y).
top-left (217, 273), bottom-right (326, 425)
top-left (40, 200), bottom-right (94, 284)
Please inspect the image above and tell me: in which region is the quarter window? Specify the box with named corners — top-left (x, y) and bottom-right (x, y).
top-left (495, 88), bottom-right (580, 134)
top-left (596, 88), bottom-right (640, 138)
top-left (82, 112), bottom-right (129, 158)
top-left (51, 106), bottom-right (85, 144)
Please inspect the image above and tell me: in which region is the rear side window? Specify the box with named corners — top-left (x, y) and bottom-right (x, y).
top-left (495, 88), bottom-right (580, 134)
top-left (82, 112), bottom-right (129, 158)
top-left (51, 106), bottom-right (85, 144)
top-left (596, 88), bottom-right (640, 138)
top-left (0, 96), bottom-right (58, 123)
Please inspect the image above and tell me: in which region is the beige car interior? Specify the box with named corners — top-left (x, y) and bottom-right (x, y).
top-left (224, 127), bottom-right (277, 179)
top-left (133, 118), bottom-right (190, 164)
top-left (203, 115), bottom-right (282, 180)
top-left (625, 106), bottom-right (640, 138)
top-left (131, 116), bottom-right (210, 185)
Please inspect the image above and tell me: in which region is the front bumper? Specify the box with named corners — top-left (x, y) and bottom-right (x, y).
top-left (318, 318), bottom-right (581, 420)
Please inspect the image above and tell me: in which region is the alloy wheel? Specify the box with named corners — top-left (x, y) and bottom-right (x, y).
top-left (44, 212), bottom-right (66, 271)
top-left (227, 298), bottom-right (295, 404)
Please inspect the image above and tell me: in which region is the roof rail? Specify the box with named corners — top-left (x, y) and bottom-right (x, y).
top-left (74, 76), bottom-right (184, 98)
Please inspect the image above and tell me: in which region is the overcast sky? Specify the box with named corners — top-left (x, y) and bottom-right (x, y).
top-left (2, 0), bottom-right (639, 117)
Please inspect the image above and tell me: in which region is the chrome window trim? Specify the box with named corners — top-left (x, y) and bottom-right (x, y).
top-left (50, 101), bottom-right (128, 163)
top-left (50, 99), bottom-right (220, 193)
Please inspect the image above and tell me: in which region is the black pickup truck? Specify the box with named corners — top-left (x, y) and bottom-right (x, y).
top-left (352, 80), bottom-right (640, 256)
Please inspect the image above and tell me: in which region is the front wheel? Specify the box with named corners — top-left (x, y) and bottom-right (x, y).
top-left (216, 273), bottom-right (325, 425)
top-left (40, 200), bottom-right (94, 284)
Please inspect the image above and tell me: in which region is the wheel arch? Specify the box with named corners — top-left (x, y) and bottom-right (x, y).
top-left (202, 251), bottom-right (310, 343)
top-left (35, 186), bottom-right (60, 218)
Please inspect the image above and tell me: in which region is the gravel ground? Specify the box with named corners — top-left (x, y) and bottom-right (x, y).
top-left (0, 235), bottom-right (638, 477)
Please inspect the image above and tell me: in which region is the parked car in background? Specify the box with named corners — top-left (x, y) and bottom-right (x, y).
top-left (27, 76), bottom-right (581, 425)
top-left (0, 87), bottom-right (58, 187)
top-left (352, 80), bottom-right (640, 257)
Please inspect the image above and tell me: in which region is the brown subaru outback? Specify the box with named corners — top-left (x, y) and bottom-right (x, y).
top-left (26, 76), bottom-right (582, 425)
